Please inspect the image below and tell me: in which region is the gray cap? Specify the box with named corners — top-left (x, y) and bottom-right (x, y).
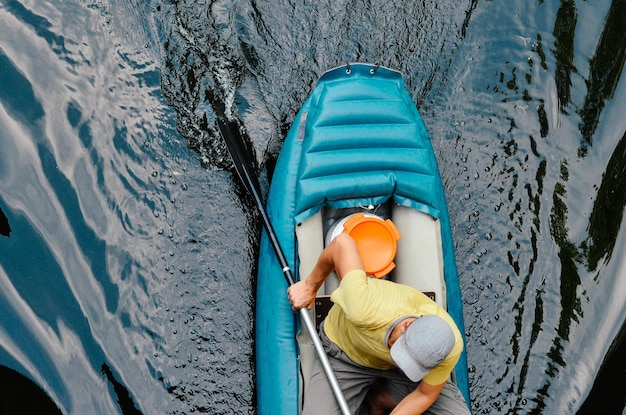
top-left (389, 315), bottom-right (455, 382)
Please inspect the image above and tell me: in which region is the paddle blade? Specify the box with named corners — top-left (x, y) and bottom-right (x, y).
top-left (216, 116), bottom-right (262, 198)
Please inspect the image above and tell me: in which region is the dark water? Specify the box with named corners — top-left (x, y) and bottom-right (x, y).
top-left (0, 0), bottom-right (624, 414)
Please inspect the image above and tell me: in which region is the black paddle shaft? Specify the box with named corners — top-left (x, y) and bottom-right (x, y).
top-left (216, 117), bottom-right (296, 287)
top-left (216, 116), bottom-right (352, 415)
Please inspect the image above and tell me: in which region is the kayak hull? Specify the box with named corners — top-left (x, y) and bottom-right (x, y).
top-left (256, 63), bottom-right (470, 414)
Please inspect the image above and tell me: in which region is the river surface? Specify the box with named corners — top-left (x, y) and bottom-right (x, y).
top-left (0, 0), bottom-right (624, 414)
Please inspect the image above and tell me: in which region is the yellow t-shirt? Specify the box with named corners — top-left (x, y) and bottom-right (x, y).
top-left (324, 269), bottom-right (463, 385)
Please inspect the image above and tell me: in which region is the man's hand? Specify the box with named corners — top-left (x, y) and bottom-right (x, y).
top-left (287, 233), bottom-right (365, 312)
top-left (288, 278), bottom-right (318, 311)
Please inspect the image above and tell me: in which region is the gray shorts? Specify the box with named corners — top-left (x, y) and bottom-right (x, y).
top-left (302, 325), bottom-right (470, 415)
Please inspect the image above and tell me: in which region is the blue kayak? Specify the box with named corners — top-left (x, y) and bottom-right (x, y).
top-left (256, 63), bottom-right (470, 414)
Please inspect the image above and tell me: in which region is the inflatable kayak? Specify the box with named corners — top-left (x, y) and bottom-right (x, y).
top-left (256, 63), bottom-right (470, 414)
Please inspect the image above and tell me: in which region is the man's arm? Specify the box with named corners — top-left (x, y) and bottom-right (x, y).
top-left (288, 233), bottom-right (364, 310)
top-left (390, 381), bottom-right (445, 415)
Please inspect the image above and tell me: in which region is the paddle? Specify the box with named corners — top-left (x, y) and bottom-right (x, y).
top-left (216, 117), bottom-right (352, 415)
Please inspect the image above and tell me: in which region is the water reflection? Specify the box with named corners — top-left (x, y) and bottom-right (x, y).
top-left (585, 130), bottom-right (626, 272)
top-left (0, 0), bottom-right (256, 413)
top-left (0, 206), bottom-right (10, 237)
top-left (553, 0), bottom-right (577, 115)
top-left (578, 0), bottom-right (626, 147)
top-left (0, 365), bottom-right (62, 414)
top-left (422, 1), bottom-right (625, 414)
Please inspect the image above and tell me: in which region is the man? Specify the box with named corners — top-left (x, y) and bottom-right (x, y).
top-left (288, 233), bottom-right (470, 415)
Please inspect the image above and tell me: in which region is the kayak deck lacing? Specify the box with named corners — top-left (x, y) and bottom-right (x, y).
top-left (345, 62), bottom-right (380, 75)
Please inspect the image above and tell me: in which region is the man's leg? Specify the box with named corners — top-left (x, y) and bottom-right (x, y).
top-left (302, 350), bottom-right (379, 414)
top-left (375, 369), bottom-right (471, 415)
top-left (423, 381), bottom-right (470, 415)
top-left (302, 327), bottom-right (377, 415)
